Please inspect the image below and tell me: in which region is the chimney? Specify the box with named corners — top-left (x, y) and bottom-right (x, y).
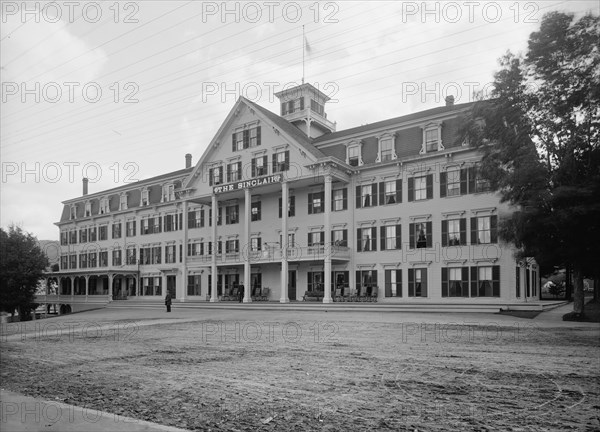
top-left (82, 178), bottom-right (89, 195)
top-left (185, 153), bottom-right (192, 169)
top-left (445, 95), bottom-right (455, 107)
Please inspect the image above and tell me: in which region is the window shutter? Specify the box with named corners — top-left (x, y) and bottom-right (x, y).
top-left (515, 267), bottom-right (521, 297)
top-left (356, 186), bottom-right (362, 208)
top-left (426, 174), bottom-right (433, 199)
top-left (272, 153), bottom-right (277, 172)
top-left (342, 188), bottom-right (348, 210)
top-left (209, 168), bottom-right (213, 186)
top-left (380, 226), bottom-right (386, 251)
top-left (378, 182), bottom-right (385, 205)
top-left (408, 177), bottom-right (414, 202)
top-left (409, 223), bottom-right (415, 249)
top-left (384, 270), bottom-right (391, 297)
top-left (468, 167), bottom-right (476, 193)
top-left (299, 97), bottom-right (304, 110)
top-left (395, 224), bottom-right (402, 249)
top-left (470, 217), bottom-right (478, 245)
top-left (441, 220), bottom-right (448, 247)
top-left (256, 126), bottom-right (261, 146)
top-left (232, 133), bottom-right (236, 152)
top-left (460, 218), bottom-right (467, 245)
top-left (237, 162), bottom-right (242, 178)
top-left (278, 198), bottom-right (282, 218)
top-left (441, 267), bottom-right (448, 297)
top-left (226, 164), bottom-right (231, 183)
top-left (262, 156), bottom-right (268, 174)
top-left (218, 169), bottom-right (223, 184)
top-left (408, 268), bottom-right (414, 297)
top-left (372, 183), bottom-right (378, 206)
top-left (462, 267), bottom-right (469, 297)
top-left (243, 129), bottom-right (249, 149)
top-left (343, 229), bottom-right (348, 244)
top-left (320, 232), bottom-right (325, 245)
top-left (440, 172), bottom-right (447, 198)
top-left (251, 159), bottom-right (256, 177)
top-left (355, 271), bottom-right (361, 291)
top-left (356, 229), bottom-right (362, 252)
top-left (426, 221), bottom-right (432, 247)
top-left (470, 267), bottom-right (478, 297)
top-left (396, 179), bottom-right (402, 203)
top-left (285, 150), bottom-right (290, 170)
top-left (396, 270), bottom-right (402, 297)
top-left (490, 215), bottom-right (498, 243)
top-left (421, 269), bottom-right (428, 296)
top-left (492, 265), bottom-right (500, 297)
top-left (460, 169), bottom-right (468, 195)
top-left (308, 193), bottom-right (313, 214)
top-left (371, 227), bottom-right (377, 251)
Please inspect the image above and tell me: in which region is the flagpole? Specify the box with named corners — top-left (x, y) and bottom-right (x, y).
top-left (302, 25), bottom-right (305, 85)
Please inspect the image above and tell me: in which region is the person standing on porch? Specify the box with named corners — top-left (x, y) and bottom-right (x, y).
top-left (165, 293), bottom-right (172, 312)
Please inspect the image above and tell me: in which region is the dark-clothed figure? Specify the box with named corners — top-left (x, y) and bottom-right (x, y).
top-left (165, 293), bottom-right (172, 312)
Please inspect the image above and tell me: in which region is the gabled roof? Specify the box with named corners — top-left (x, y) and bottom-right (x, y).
top-left (313, 101), bottom-right (476, 144)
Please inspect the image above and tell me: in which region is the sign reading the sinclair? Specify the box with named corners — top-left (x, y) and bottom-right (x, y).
top-left (213, 174), bottom-right (282, 194)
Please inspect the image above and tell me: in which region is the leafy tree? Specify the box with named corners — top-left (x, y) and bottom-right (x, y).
top-left (462, 12), bottom-right (600, 317)
top-left (0, 225), bottom-right (49, 321)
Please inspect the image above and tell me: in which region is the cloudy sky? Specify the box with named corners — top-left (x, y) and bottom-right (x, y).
top-left (1, 0), bottom-right (597, 241)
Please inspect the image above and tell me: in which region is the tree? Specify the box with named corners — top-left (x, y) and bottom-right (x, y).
top-left (461, 12), bottom-right (600, 318)
top-left (0, 225), bottom-right (49, 321)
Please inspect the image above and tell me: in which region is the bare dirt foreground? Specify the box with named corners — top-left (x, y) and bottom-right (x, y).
top-left (1, 308), bottom-right (599, 432)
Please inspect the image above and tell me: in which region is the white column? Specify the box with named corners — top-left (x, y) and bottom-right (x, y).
top-left (181, 200), bottom-right (188, 301)
top-left (244, 189), bottom-right (252, 302)
top-left (108, 274), bottom-right (114, 301)
top-left (211, 194), bottom-right (219, 302)
top-left (280, 181), bottom-right (289, 303)
top-left (323, 174), bottom-right (333, 303)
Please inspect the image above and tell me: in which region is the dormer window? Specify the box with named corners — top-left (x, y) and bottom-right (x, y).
top-left (376, 134), bottom-right (397, 163)
top-left (70, 205), bottom-right (77, 220)
top-left (162, 184), bottom-right (175, 202)
top-left (99, 197), bottom-right (110, 214)
top-left (346, 142), bottom-right (363, 167)
top-left (84, 201), bottom-right (92, 217)
top-left (141, 188), bottom-right (149, 206)
top-left (119, 193), bottom-right (128, 211)
top-left (420, 123), bottom-right (444, 154)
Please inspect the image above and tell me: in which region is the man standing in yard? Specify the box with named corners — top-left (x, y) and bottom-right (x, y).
top-left (165, 293), bottom-right (172, 312)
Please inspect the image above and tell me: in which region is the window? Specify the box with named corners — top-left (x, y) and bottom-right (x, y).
top-left (85, 201), bottom-right (92, 217)
top-left (308, 192), bottom-right (324, 214)
top-left (471, 215), bottom-right (497, 244)
top-left (356, 270), bottom-right (377, 294)
top-left (441, 169), bottom-right (469, 197)
top-left (332, 188), bottom-right (347, 211)
top-left (470, 266), bottom-right (500, 297)
top-left (209, 166), bottom-right (223, 186)
top-left (252, 156), bottom-right (268, 177)
top-left (70, 205), bottom-right (77, 220)
top-left (141, 189), bottom-right (149, 206)
top-left (88, 252), bottom-right (97, 268)
top-left (89, 227), bottom-right (97, 242)
top-left (227, 162), bottom-right (242, 183)
top-left (112, 249), bottom-right (122, 266)
top-left (153, 216), bottom-right (162, 233)
top-left (347, 145), bottom-right (361, 166)
top-left (99, 251), bottom-right (108, 267)
top-left (425, 128), bottom-right (439, 152)
top-left (249, 127), bottom-right (260, 147)
top-left (408, 175), bottom-right (433, 201)
top-left (475, 171), bottom-right (491, 193)
top-left (60, 231), bottom-right (68, 246)
top-left (251, 201), bottom-right (261, 221)
top-left (378, 137), bottom-right (396, 162)
top-left (69, 254), bottom-right (77, 269)
top-left (161, 184), bottom-right (175, 202)
top-left (69, 230), bottom-right (77, 244)
top-left (225, 239), bottom-right (239, 254)
top-left (119, 193), bottom-right (127, 211)
top-left (385, 269), bottom-right (402, 297)
top-left (442, 267), bottom-right (469, 297)
top-left (282, 97), bottom-right (304, 115)
top-left (279, 196), bottom-right (295, 218)
top-left (140, 246), bottom-right (161, 265)
top-left (331, 229), bottom-right (348, 246)
top-left (381, 180), bottom-right (402, 205)
top-left (99, 225), bottom-right (107, 241)
top-left (380, 224), bottom-right (401, 250)
top-left (233, 130), bottom-right (245, 151)
top-left (99, 197), bottom-right (110, 214)
top-left (225, 205), bottom-right (239, 224)
top-left (188, 242), bottom-right (203, 257)
top-left (79, 254), bottom-right (88, 269)
top-left (279, 233), bottom-right (295, 248)
top-left (250, 237), bottom-right (262, 252)
top-left (442, 219), bottom-right (466, 246)
top-left (272, 150), bottom-right (289, 173)
top-left (357, 227), bottom-right (377, 252)
top-left (126, 220), bottom-right (136, 237)
top-left (61, 255), bottom-right (68, 270)
top-left (446, 170), bottom-right (460, 196)
top-left (188, 275), bottom-right (201, 296)
top-left (79, 228), bottom-right (88, 243)
top-left (164, 214), bottom-right (181, 232)
top-left (308, 231), bottom-right (324, 247)
top-left (356, 183), bottom-right (378, 208)
top-left (165, 245), bottom-right (176, 263)
top-left (308, 271), bottom-right (324, 292)
top-left (126, 247), bottom-right (136, 265)
top-left (310, 99), bottom-right (324, 116)
top-left (408, 268), bottom-right (427, 297)
top-left (188, 209), bottom-right (204, 229)
top-left (142, 277), bottom-right (162, 296)
top-left (410, 222), bottom-right (432, 249)
top-left (112, 222), bottom-right (122, 239)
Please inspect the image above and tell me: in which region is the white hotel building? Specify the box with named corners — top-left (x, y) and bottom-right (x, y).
top-left (51, 83), bottom-right (540, 308)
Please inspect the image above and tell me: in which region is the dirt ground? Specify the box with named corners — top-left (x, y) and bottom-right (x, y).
top-left (1, 308), bottom-right (599, 431)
